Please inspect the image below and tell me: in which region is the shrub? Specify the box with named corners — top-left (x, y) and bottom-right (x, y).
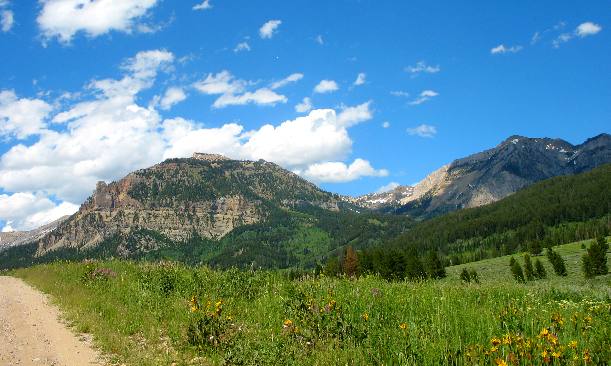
top-left (523, 253), bottom-right (534, 281)
top-left (426, 251), bottom-right (446, 279)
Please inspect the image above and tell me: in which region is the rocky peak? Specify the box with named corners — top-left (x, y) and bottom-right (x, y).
top-left (192, 153), bottom-right (231, 162)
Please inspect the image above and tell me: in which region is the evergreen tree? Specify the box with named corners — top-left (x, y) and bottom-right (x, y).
top-left (405, 247), bottom-right (426, 280)
top-left (582, 236), bottom-right (609, 278)
top-left (534, 259), bottom-right (547, 279)
top-left (523, 253), bottom-right (534, 281)
top-left (509, 257), bottom-right (525, 282)
top-left (324, 256), bottom-right (340, 277)
top-left (546, 248), bottom-right (567, 276)
top-left (342, 246), bottom-right (359, 277)
top-left (425, 251), bottom-right (446, 279)
top-left (469, 269), bottom-right (480, 283)
top-left (527, 241), bottom-right (543, 255)
top-left (460, 268), bottom-right (471, 283)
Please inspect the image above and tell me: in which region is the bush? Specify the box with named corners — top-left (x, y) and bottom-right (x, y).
top-left (460, 268), bottom-right (480, 284)
top-left (426, 251), bottom-right (446, 279)
top-left (582, 237), bottom-right (609, 279)
top-left (546, 248), bottom-right (567, 277)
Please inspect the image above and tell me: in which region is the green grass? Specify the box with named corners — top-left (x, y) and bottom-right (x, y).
top-left (8, 239), bottom-right (611, 365)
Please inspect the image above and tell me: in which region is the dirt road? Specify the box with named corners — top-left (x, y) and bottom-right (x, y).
top-left (0, 276), bottom-right (104, 366)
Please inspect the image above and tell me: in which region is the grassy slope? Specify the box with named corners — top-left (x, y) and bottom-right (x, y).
top-left (446, 238), bottom-right (611, 288)
top-left (7, 239), bottom-right (610, 366)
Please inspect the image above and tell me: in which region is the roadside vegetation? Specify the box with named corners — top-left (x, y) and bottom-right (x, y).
top-left (9, 239), bottom-right (610, 366)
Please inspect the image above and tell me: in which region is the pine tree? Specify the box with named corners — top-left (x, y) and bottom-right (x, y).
top-left (582, 236), bottom-right (609, 278)
top-left (324, 256), bottom-right (340, 277)
top-left (460, 268), bottom-right (471, 283)
top-left (405, 248), bottom-right (426, 280)
top-left (342, 246), bottom-right (359, 278)
top-left (546, 248), bottom-right (567, 276)
top-left (510, 257), bottom-right (525, 282)
top-left (425, 251), bottom-right (446, 279)
top-left (523, 253), bottom-right (534, 281)
top-left (534, 259), bottom-right (547, 279)
top-left (528, 241), bottom-right (543, 255)
top-left (469, 269), bottom-right (480, 283)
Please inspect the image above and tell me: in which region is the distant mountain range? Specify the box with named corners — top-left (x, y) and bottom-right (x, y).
top-left (1, 133), bottom-right (609, 269)
top-left (352, 133), bottom-right (610, 217)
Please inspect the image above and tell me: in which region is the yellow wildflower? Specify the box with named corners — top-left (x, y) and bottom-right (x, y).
top-left (283, 319), bottom-right (293, 328)
top-left (362, 312), bottom-right (369, 321)
top-left (495, 359), bottom-right (508, 366)
top-left (541, 350), bottom-right (548, 358)
top-left (539, 328), bottom-right (549, 338)
top-left (399, 323), bottom-right (408, 330)
top-left (583, 349), bottom-right (591, 363)
top-left (569, 340), bottom-right (577, 349)
top-left (491, 338), bottom-right (501, 347)
top-left (552, 351), bottom-right (562, 359)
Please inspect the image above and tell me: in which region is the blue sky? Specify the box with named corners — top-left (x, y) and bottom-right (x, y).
top-left (0, 0), bottom-right (609, 231)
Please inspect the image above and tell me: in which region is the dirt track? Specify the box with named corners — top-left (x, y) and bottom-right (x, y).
top-left (0, 276), bottom-right (104, 366)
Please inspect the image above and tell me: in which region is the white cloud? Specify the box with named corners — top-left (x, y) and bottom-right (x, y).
top-left (192, 0), bottom-right (212, 11)
top-left (390, 91), bottom-right (409, 98)
top-left (159, 87), bottom-right (187, 110)
top-left (405, 61), bottom-right (440, 76)
top-left (193, 70), bottom-right (287, 108)
top-left (234, 41), bottom-right (251, 53)
top-left (490, 44), bottom-right (523, 54)
top-left (259, 19), bottom-right (281, 39)
top-left (314, 79), bottom-right (339, 94)
top-left (1, 9), bottom-right (13, 32)
top-left (382, 121), bottom-right (390, 128)
top-left (303, 159), bottom-right (388, 183)
top-left (37, 0), bottom-right (159, 43)
top-left (0, 192), bottom-right (78, 231)
top-left (407, 124), bottom-right (437, 138)
top-left (553, 21), bottom-right (603, 48)
top-left (315, 34), bottom-right (324, 45)
top-left (576, 22), bottom-right (602, 37)
top-left (353, 72), bottom-right (366, 86)
top-left (409, 90), bottom-right (439, 106)
top-left (0, 90), bottom-right (53, 139)
top-left (337, 101), bottom-right (373, 127)
top-left (376, 182), bottom-right (400, 194)
top-left (295, 97), bottom-right (312, 113)
top-left (270, 73), bottom-right (303, 89)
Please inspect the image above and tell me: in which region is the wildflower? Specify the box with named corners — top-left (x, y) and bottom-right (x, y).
top-left (502, 334), bottom-right (512, 345)
top-left (582, 349), bottom-right (591, 363)
top-left (495, 359), bottom-right (508, 366)
top-left (283, 319), bottom-right (293, 328)
top-left (552, 351), bottom-right (562, 359)
top-left (569, 340), bottom-right (577, 349)
top-left (491, 338), bottom-right (501, 347)
top-left (490, 347), bottom-right (498, 353)
top-left (539, 328), bottom-right (549, 338)
top-left (399, 323), bottom-right (408, 330)
top-left (362, 312), bottom-right (369, 321)
top-left (541, 350), bottom-right (548, 358)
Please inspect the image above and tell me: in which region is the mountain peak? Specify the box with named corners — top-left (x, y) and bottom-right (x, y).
top-left (191, 152), bottom-right (231, 162)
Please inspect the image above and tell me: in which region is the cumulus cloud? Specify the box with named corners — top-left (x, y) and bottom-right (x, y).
top-left (405, 61), bottom-right (440, 76)
top-left (303, 159), bottom-right (388, 183)
top-left (382, 121), bottom-right (390, 128)
top-left (376, 182), bottom-right (400, 194)
top-left (490, 44), bottom-right (523, 54)
top-left (159, 87), bottom-right (187, 110)
top-left (409, 90), bottom-right (438, 106)
top-left (0, 49), bottom-right (386, 230)
top-left (192, 0), bottom-right (212, 11)
top-left (270, 73), bottom-right (303, 89)
top-left (259, 19), bottom-right (281, 39)
top-left (314, 79), bottom-right (339, 94)
top-left (0, 90), bottom-right (53, 139)
top-left (553, 21), bottom-right (602, 48)
top-left (0, 192), bottom-right (78, 231)
top-left (37, 0), bottom-right (160, 43)
top-left (407, 124), bottom-right (437, 138)
top-left (233, 41), bottom-right (251, 53)
top-left (193, 70), bottom-right (287, 108)
top-left (295, 97), bottom-right (312, 113)
top-left (336, 101), bottom-right (373, 127)
top-left (353, 72), bottom-right (366, 86)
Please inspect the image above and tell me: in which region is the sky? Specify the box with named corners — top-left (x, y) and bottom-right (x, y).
top-left (0, 0), bottom-right (609, 232)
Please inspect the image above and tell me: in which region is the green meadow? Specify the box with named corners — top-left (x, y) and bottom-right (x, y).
top-left (9, 239), bottom-right (610, 366)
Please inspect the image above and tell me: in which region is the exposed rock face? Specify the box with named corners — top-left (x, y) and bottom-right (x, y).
top-left (352, 133), bottom-right (611, 216)
top-left (36, 155), bottom-right (342, 257)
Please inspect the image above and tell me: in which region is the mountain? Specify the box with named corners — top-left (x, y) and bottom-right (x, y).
top-left (0, 216), bottom-right (68, 251)
top-left (1, 153), bottom-right (409, 269)
top-left (354, 133), bottom-right (611, 217)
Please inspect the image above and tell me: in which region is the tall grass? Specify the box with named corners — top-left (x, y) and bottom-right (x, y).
top-left (11, 248), bottom-right (610, 365)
